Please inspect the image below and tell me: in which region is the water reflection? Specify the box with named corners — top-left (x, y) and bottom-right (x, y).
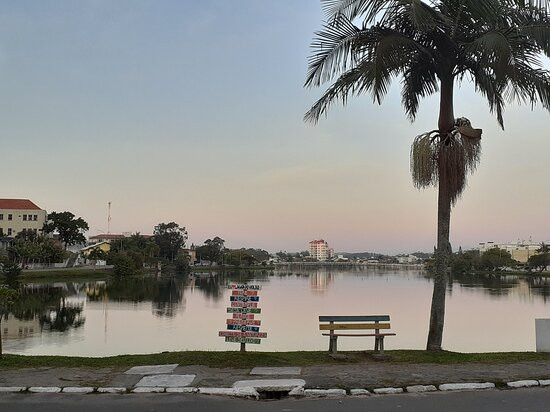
top-left (3, 268), bottom-right (550, 355)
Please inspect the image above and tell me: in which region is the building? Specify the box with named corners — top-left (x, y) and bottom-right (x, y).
top-left (88, 233), bottom-right (152, 244)
top-left (397, 254), bottom-right (420, 264)
top-left (478, 241), bottom-right (541, 263)
top-left (309, 239), bottom-right (334, 261)
top-left (88, 233), bottom-right (126, 244)
top-left (80, 241), bottom-right (111, 256)
top-left (0, 199), bottom-right (47, 238)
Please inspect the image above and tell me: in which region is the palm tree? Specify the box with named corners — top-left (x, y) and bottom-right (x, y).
top-left (305, 0), bottom-right (550, 350)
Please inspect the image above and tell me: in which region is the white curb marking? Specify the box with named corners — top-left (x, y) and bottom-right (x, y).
top-left (132, 387), bottom-right (165, 393)
top-left (373, 387), bottom-right (403, 395)
top-left (97, 387), bottom-right (127, 393)
top-left (0, 387), bottom-right (27, 393)
top-left (61, 387), bottom-right (95, 393)
top-left (198, 387), bottom-right (259, 398)
top-left (439, 382), bottom-right (495, 391)
top-left (507, 380), bottom-right (539, 388)
top-left (304, 389), bottom-right (346, 397)
top-left (406, 385), bottom-right (437, 393)
top-left (28, 387), bottom-right (61, 393)
top-left (350, 389), bottom-right (370, 396)
top-left (166, 387), bottom-right (197, 393)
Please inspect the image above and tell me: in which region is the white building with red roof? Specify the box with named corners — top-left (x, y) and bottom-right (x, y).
top-left (309, 239), bottom-right (334, 261)
top-left (0, 199), bottom-right (47, 237)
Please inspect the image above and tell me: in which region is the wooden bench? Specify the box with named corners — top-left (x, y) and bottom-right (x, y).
top-left (319, 315), bottom-right (396, 354)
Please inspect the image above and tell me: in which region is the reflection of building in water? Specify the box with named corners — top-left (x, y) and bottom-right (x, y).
top-left (478, 241), bottom-right (540, 263)
top-left (1, 314), bottom-right (40, 339)
top-left (309, 239), bottom-right (334, 261)
top-left (310, 271), bottom-right (333, 293)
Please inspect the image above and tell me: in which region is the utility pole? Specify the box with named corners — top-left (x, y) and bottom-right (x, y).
top-left (107, 202), bottom-right (112, 234)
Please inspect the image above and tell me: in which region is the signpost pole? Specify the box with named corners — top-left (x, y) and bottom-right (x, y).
top-left (240, 342), bottom-right (246, 352)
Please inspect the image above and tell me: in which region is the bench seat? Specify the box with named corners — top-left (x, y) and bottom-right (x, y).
top-left (319, 315), bottom-right (396, 354)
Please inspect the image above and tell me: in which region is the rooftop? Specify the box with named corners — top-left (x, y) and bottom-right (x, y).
top-left (0, 199), bottom-right (43, 210)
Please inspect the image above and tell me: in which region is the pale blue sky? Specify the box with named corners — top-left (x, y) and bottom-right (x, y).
top-left (1, 1), bottom-right (549, 253)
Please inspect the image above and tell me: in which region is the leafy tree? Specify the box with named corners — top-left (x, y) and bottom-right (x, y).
top-left (8, 236), bottom-right (66, 266)
top-left (528, 253), bottom-right (550, 272)
top-left (305, 0), bottom-right (550, 350)
top-left (0, 286), bottom-right (19, 357)
top-left (479, 248), bottom-right (516, 271)
top-left (174, 252), bottom-right (190, 273)
top-left (196, 237), bottom-right (225, 264)
top-left (153, 223), bottom-right (188, 261)
top-left (43, 211), bottom-right (89, 249)
top-left (450, 250), bottom-right (480, 274)
top-left (538, 243), bottom-right (550, 254)
top-left (224, 249), bottom-right (257, 266)
top-left (0, 255), bottom-right (22, 279)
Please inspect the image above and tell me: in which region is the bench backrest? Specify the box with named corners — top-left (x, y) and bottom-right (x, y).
top-left (319, 315), bottom-right (391, 331)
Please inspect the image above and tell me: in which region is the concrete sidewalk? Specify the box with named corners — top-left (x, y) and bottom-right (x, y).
top-left (2, 360), bottom-right (550, 390)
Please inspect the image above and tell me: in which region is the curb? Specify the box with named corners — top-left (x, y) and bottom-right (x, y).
top-left (1, 379), bottom-right (549, 399)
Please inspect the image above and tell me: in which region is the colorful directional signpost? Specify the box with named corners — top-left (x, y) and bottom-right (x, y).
top-left (219, 283), bottom-right (267, 351)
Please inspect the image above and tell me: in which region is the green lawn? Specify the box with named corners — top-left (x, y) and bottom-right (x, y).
top-left (2, 350), bottom-right (550, 370)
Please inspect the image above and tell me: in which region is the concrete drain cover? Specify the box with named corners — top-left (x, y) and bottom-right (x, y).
top-left (250, 367), bottom-right (302, 376)
top-left (125, 364), bottom-right (179, 375)
top-left (233, 379), bottom-right (305, 391)
top-left (135, 374), bottom-right (196, 388)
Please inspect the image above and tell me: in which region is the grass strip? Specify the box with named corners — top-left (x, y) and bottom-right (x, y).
top-left (2, 350), bottom-right (550, 370)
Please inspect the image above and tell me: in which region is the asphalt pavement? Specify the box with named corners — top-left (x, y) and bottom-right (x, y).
top-left (1, 387), bottom-right (550, 412)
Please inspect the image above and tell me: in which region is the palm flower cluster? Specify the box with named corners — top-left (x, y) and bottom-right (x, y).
top-left (410, 118), bottom-right (482, 204)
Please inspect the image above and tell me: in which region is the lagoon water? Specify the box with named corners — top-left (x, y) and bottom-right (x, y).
top-left (3, 268), bottom-right (550, 356)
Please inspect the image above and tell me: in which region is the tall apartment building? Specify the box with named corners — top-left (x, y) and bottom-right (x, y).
top-left (309, 239), bottom-right (334, 261)
top-left (0, 199), bottom-right (47, 237)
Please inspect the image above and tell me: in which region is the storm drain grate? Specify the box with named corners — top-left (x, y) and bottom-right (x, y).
top-left (258, 390), bottom-right (290, 400)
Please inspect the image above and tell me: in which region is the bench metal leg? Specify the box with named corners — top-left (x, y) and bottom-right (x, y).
top-left (379, 337), bottom-right (384, 354)
top-left (374, 337), bottom-right (379, 352)
top-left (329, 336), bottom-right (338, 354)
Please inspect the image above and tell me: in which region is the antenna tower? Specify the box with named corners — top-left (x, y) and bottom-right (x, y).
top-left (107, 202), bottom-right (112, 234)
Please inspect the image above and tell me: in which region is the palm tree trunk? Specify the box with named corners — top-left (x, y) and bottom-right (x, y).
top-left (426, 76), bottom-right (455, 351)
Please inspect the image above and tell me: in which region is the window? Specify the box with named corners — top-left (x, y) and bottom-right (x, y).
top-left (7, 214), bottom-right (12, 221)
top-left (33, 215), bottom-right (38, 221)
top-left (7, 228), bottom-right (12, 236)
top-left (0, 228), bottom-right (3, 236)
top-left (33, 228), bottom-right (38, 234)
top-left (0, 214), bottom-right (3, 220)
top-left (23, 214), bottom-right (27, 221)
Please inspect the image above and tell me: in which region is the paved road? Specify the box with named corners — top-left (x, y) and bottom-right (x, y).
top-left (1, 388), bottom-right (550, 412)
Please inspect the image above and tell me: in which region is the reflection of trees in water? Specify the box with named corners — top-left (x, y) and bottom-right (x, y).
top-left (525, 276), bottom-right (550, 302)
top-left (450, 273), bottom-right (520, 296)
top-left (7, 284), bottom-right (85, 334)
top-left (152, 276), bottom-right (185, 317)
top-left (100, 276), bottom-right (187, 318)
top-left (40, 298), bottom-right (84, 332)
top-left (450, 273), bottom-right (550, 301)
top-left (190, 270), bottom-right (271, 301)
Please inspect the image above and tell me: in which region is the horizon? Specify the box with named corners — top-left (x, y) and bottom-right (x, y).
top-left (2, 0), bottom-right (549, 255)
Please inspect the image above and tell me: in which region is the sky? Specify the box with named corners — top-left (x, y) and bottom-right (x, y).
top-left (0, 0), bottom-right (549, 254)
